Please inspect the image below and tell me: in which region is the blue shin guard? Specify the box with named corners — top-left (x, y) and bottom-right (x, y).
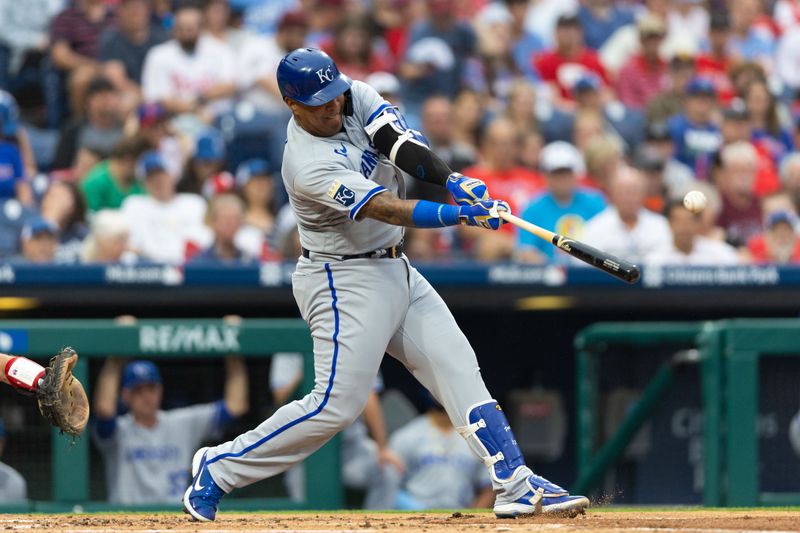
top-left (457, 400), bottom-right (589, 517)
top-left (456, 399), bottom-right (527, 482)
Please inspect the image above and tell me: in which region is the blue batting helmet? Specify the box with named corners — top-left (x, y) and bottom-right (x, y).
top-left (277, 48), bottom-right (352, 106)
top-left (0, 90), bottom-right (19, 138)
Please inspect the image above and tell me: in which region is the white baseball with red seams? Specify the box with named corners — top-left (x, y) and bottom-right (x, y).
top-left (683, 190), bottom-right (708, 214)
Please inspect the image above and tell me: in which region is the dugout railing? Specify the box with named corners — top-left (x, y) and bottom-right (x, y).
top-left (0, 318), bottom-right (342, 513)
top-left (574, 319), bottom-right (800, 507)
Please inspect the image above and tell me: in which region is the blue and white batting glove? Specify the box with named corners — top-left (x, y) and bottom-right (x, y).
top-left (458, 200), bottom-right (510, 230)
top-left (447, 173), bottom-right (490, 206)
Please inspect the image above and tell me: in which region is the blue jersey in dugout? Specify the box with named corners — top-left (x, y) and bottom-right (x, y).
top-left (0, 142), bottom-right (24, 199)
top-left (518, 189), bottom-right (606, 261)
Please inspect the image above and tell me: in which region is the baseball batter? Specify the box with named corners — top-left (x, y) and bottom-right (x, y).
top-left (184, 48), bottom-right (589, 521)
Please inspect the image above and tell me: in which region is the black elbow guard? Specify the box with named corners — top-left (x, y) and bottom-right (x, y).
top-left (372, 123), bottom-right (452, 186)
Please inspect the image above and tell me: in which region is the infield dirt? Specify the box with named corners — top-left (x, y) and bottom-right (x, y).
top-left (1, 509), bottom-right (799, 533)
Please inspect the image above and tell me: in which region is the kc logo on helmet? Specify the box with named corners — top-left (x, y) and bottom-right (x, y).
top-left (316, 67), bottom-right (334, 83)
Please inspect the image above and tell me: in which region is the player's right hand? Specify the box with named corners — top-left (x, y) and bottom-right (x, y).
top-left (458, 200), bottom-right (510, 230)
top-left (446, 173), bottom-right (490, 206)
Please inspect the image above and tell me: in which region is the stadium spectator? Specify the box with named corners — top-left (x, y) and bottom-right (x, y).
top-left (774, 0), bottom-right (800, 33)
top-left (667, 0), bottom-right (709, 53)
top-left (516, 141), bottom-right (605, 264)
top-left (729, 0), bottom-right (776, 71)
top-left (504, 0), bottom-right (545, 81)
top-left (365, 71), bottom-right (402, 106)
top-left (745, 211), bottom-right (800, 265)
top-left (236, 10), bottom-right (307, 171)
top-left (0, 418), bottom-right (26, 502)
top-left (519, 130), bottom-right (544, 171)
top-left (0, 91), bottom-right (36, 180)
top-left (571, 73), bottom-right (644, 153)
top-left (14, 217), bottom-right (58, 264)
top-left (720, 103), bottom-right (781, 198)
top-left (745, 211), bottom-right (800, 264)
top-left (571, 109), bottom-right (605, 152)
top-left (0, 103), bottom-right (31, 205)
top-left (415, 96), bottom-right (475, 203)
top-left (715, 141), bottom-right (763, 248)
top-left (577, 0), bottom-right (633, 51)
top-left (270, 353), bottom-right (402, 509)
top-left (534, 13), bottom-right (609, 104)
top-left (178, 129), bottom-right (230, 198)
top-left (135, 102), bottom-right (184, 180)
top-left (469, 4), bottom-right (520, 105)
top-left (780, 152), bottom-right (800, 214)
top-left (191, 194), bottom-right (255, 265)
top-left (0, 198), bottom-right (36, 259)
top-left (141, 3), bottom-right (237, 121)
top-left (52, 76), bottom-right (124, 176)
top-left (388, 396), bottom-right (493, 510)
top-left (633, 145), bottom-right (669, 213)
top-left (93, 356), bottom-right (248, 505)
top-left (80, 209), bottom-right (133, 264)
top-left (305, 0), bottom-right (348, 47)
top-left (524, 0), bottom-right (579, 48)
top-left (98, 0), bottom-right (168, 104)
top-left (648, 200), bottom-right (740, 265)
top-left (668, 76), bottom-right (722, 181)
top-left (40, 180), bottom-right (88, 264)
top-left (616, 15), bottom-right (669, 110)
top-left (203, 0), bottom-right (231, 44)
top-left (459, 118), bottom-right (544, 260)
top-left (744, 79), bottom-right (794, 164)
top-left (239, 10), bottom-right (307, 117)
top-left (583, 166), bottom-right (672, 264)
top-left (237, 158), bottom-right (276, 237)
top-left (0, 0), bottom-right (62, 92)
top-left (643, 120), bottom-right (695, 198)
top-left (451, 90), bottom-right (485, 151)
top-left (80, 135), bottom-right (147, 212)
top-left (775, 11), bottom-right (800, 92)
top-left (645, 51), bottom-right (697, 124)
top-left (121, 150), bottom-right (210, 265)
top-left (729, 61), bottom-right (768, 99)
top-left (49, 0), bottom-right (114, 116)
top-left (697, 11), bottom-right (736, 104)
top-left (398, 0), bottom-right (476, 128)
top-left (323, 16), bottom-right (392, 82)
top-left (581, 133), bottom-right (623, 192)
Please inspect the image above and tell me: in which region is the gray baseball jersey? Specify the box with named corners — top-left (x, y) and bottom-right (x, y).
top-left (0, 461), bottom-right (26, 502)
top-left (203, 79), bottom-right (530, 505)
top-left (390, 414), bottom-right (489, 509)
top-left (93, 403), bottom-right (225, 504)
top-left (282, 80), bottom-right (404, 256)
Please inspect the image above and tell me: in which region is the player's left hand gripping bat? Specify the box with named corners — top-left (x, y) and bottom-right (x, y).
top-left (496, 210), bottom-right (641, 284)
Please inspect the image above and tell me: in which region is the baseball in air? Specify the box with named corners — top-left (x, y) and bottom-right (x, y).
top-left (683, 190), bottom-right (707, 214)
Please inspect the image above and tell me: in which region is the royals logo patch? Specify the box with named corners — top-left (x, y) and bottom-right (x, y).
top-left (327, 179), bottom-right (356, 207)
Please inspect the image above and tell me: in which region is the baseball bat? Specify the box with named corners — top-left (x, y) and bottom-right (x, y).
top-left (498, 211), bottom-right (641, 284)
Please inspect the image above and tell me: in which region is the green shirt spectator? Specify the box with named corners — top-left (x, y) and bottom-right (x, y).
top-left (80, 136), bottom-right (148, 212)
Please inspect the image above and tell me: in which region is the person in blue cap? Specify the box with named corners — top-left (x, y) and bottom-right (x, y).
top-left (178, 128), bottom-right (232, 198)
top-left (0, 417), bottom-right (27, 503)
top-left (92, 355), bottom-right (248, 504)
top-left (667, 76), bottom-right (723, 181)
top-left (12, 217), bottom-right (59, 264)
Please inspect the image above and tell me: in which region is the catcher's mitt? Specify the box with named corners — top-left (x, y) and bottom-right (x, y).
top-left (37, 347), bottom-right (90, 438)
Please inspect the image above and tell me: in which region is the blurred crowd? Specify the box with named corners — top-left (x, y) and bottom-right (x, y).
top-left (2, 0), bottom-right (800, 265)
